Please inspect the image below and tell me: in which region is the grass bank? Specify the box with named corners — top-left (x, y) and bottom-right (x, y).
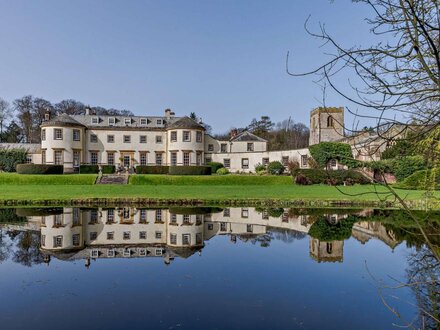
top-left (129, 175), bottom-right (294, 185)
top-left (0, 173), bottom-right (97, 185)
top-left (0, 173), bottom-right (438, 209)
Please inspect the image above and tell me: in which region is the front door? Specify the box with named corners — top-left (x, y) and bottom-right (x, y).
top-left (73, 151), bottom-right (80, 168)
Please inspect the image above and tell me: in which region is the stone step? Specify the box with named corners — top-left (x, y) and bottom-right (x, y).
top-left (96, 175), bottom-right (128, 185)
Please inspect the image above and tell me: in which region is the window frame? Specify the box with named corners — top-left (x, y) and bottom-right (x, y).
top-left (54, 128), bottom-right (63, 140)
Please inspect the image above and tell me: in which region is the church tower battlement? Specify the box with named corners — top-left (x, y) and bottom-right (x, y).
top-left (309, 107), bottom-right (344, 145)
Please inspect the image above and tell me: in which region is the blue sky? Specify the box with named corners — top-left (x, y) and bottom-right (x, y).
top-left (0, 0), bottom-right (374, 133)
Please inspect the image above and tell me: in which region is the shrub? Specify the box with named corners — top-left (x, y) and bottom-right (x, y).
top-left (287, 160), bottom-right (300, 174)
top-left (16, 164), bottom-right (64, 174)
top-left (308, 158), bottom-right (320, 169)
top-left (79, 164), bottom-right (99, 174)
top-left (267, 161), bottom-right (285, 175)
top-left (309, 142), bottom-right (358, 168)
top-left (292, 169), bottom-right (370, 185)
top-left (101, 165), bottom-right (115, 174)
top-left (168, 166), bottom-right (212, 175)
top-left (0, 149), bottom-right (28, 172)
top-left (295, 174), bottom-right (312, 185)
top-left (391, 156), bottom-right (425, 181)
top-left (394, 168), bottom-right (440, 190)
top-left (216, 167), bottom-right (230, 175)
top-left (207, 162), bottom-right (224, 173)
top-left (135, 165), bottom-right (169, 174)
top-left (254, 163), bottom-right (266, 172)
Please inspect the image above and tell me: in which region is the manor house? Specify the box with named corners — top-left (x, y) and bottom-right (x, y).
top-left (5, 106), bottom-right (386, 173)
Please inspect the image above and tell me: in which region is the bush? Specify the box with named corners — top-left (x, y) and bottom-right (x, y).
top-left (0, 149), bottom-right (28, 172)
top-left (254, 163), bottom-right (266, 172)
top-left (287, 160), bottom-right (300, 174)
top-left (80, 164), bottom-right (99, 174)
top-left (101, 165), bottom-right (115, 174)
top-left (216, 167), bottom-right (230, 175)
top-left (267, 161), bottom-right (285, 175)
top-left (391, 156), bottom-right (425, 181)
top-left (295, 174), bottom-right (312, 185)
top-left (135, 165), bottom-right (170, 174)
top-left (208, 162), bottom-right (224, 173)
top-left (292, 169), bottom-right (370, 185)
top-left (168, 166), bottom-right (212, 175)
top-left (362, 156), bottom-right (425, 181)
top-left (16, 164), bottom-right (64, 174)
top-left (394, 168), bottom-right (440, 190)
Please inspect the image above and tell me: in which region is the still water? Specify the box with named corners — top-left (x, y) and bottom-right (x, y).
top-left (0, 206), bottom-right (438, 329)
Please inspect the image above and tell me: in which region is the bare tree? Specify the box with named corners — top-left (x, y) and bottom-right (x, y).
top-left (13, 95), bottom-right (34, 143)
top-left (0, 97), bottom-right (12, 142)
top-left (287, 0), bottom-right (440, 145)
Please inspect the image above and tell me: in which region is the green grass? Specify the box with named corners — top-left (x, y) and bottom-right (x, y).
top-left (0, 182), bottom-right (436, 202)
top-left (129, 174), bottom-right (294, 185)
top-left (0, 173), bottom-right (97, 185)
top-left (0, 173), bottom-right (438, 207)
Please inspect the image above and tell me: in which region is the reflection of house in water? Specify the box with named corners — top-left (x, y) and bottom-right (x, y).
top-left (14, 207), bottom-right (402, 266)
top-left (351, 221), bottom-right (400, 249)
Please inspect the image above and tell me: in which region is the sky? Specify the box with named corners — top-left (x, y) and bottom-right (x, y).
top-left (0, 0), bottom-right (375, 134)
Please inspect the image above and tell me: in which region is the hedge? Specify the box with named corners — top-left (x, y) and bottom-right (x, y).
top-left (207, 162), bottom-right (224, 173)
top-left (292, 169), bottom-right (371, 185)
top-left (16, 164), bottom-right (64, 174)
top-left (0, 149), bottom-right (28, 172)
top-left (101, 165), bottom-right (115, 174)
top-left (135, 165), bottom-right (169, 174)
top-left (168, 166), bottom-right (211, 175)
top-left (80, 165), bottom-right (99, 174)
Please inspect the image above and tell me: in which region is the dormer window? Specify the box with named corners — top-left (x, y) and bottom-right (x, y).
top-left (91, 117), bottom-right (99, 125)
top-left (108, 117), bottom-right (115, 126)
top-left (140, 118), bottom-right (147, 125)
top-left (156, 119), bottom-right (162, 125)
top-left (124, 118), bottom-right (131, 125)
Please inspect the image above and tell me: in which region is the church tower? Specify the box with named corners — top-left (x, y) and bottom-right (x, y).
top-left (309, 107), bottom-right (344, 145)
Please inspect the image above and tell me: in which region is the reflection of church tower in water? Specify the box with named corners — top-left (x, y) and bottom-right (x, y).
top-left (309, 238), bottom-right (344, 263)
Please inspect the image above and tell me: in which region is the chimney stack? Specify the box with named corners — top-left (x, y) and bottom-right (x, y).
top-left (44, 110), bottom-right (51, 121)
top-left (164, 108), bottom-right (174, 119)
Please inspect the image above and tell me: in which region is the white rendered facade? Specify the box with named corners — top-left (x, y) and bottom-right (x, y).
top-left (5, 106), bottom-right (391, 173)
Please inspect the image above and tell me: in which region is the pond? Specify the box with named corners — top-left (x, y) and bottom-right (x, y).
top-left (0, 206), bottom-right (438, 329)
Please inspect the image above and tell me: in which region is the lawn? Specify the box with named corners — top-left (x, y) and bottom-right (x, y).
top-left (0, 173), bottom-right (437, 207)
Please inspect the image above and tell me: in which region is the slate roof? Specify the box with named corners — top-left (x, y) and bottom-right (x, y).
top-left (230, 130), bottom-right (267, 142)
top-left (166, 116), bottom-right (205, 130)
top-left (0, 143), bottom-right (41, 153)
top-left (41, 113), bottom-right (86, 128)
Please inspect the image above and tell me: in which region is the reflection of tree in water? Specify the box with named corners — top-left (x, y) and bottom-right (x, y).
top-left (406, 246), bottom-right (440, 329)
top-left (0, 230), bottom-right (12, 263)
top-left (269, 228), bottom-right (306, 244)
top-left (5, 230), bottom-right (43, 267)
top-left (237, 233), bottom-right (273, 247)
top-left (237, 229), bottom-right (306, 247)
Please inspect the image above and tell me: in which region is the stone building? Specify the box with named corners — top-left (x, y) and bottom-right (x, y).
top-left (3, 105), bottom-right (393, 173)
